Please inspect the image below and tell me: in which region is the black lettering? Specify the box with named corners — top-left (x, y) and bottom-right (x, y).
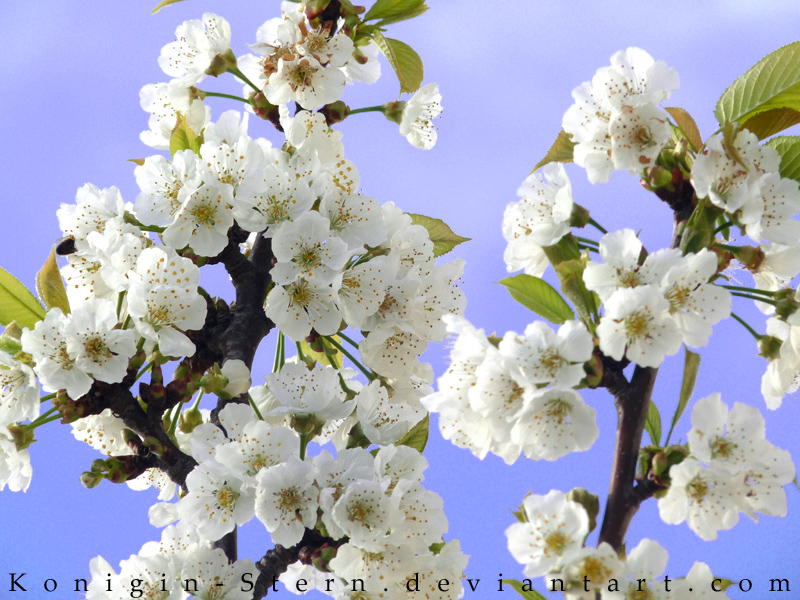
top-left (183, 579), bottom-right (198, 593)
top-left (664, 576), bottom-right (671, 593)
top-left (296, 579), bottom-right (308, 592)
top-left (770, 578), bottom-right (790, 592)
top-left (106, 576), bottom-right (112, 592)
top-left (712, 579), bottom-right (722, 592)
top-left (466, 579), bottom-right (480, 592)
top-left (607, 579), bottom-right (619, 592)
top-left (272, 575), bottom-right (279, 592)
top-left (9, 573), bottom-right (26, 592)
top-left (550, 579), bottom-right (565, 592)
top-left (240, 572), bottom-right (253, 592)
top-left (739, 579), bottom-right (752, 592)
top-left (160, 575), bottom-right (166, 592)
top-left (637, 579), bottom-right (646, 592)
top-left (131, 578), bottom-right (143, 599)
top-left (498, 575), bottom-right (504, 592)
top-left (74, 579), bottom-right (88, 592)
top-left (437, 579), bottom-right (449, 592)
top-left (44, 579), bottom-right (57, 592)
top-left (521, 579), bottom-right (533, 592)
top-left (407, 573), bottom-right (419, 592)
top-left (325, 579), bottom-right (335, 592)
top-left (583, 575), bottom-right (591, 592)
top-left (351, 579), bottom-right (364, 592)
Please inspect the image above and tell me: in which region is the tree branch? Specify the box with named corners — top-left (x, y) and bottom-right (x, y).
top-left (596, 365), bottom-right (658, 551)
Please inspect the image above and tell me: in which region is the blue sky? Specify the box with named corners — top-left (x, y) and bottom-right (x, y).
top-left (2, 1), bottom-right (800, 598)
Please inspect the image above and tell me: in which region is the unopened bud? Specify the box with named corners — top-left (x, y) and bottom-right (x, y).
top-left (318, 101), bottom-right (349, 125)
top-left (567, 488), bottom-right (600, 532)
top-left (645, 165), bottom-right (674, 190)
top-left (732, 245), bottom-right (765, 272)
top-left (179, 407), bottom-right (205, 433)
top-left (204, 49), bottom-right (238, 78)
top-left (8, 424), bottom-right (34, 451)
top-left (80, 471), bottom-right (104, 489)
top-left (569, 203), bottom-right (592, 229)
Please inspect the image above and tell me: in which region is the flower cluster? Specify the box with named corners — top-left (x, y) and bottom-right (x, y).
top-left (658, 393), bottom-right (795, 540)
top-left (562, 47), bottom-right (679, 183)
top-left (506, 491), bottom-right (730, 599)
top-left (423, 314), bottom-right (596, 464)
top-left (1, 3), bottom-right (470, 597)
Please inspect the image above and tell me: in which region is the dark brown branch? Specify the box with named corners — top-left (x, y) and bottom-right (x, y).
top-left (596, 365), bottom-right (658, 551)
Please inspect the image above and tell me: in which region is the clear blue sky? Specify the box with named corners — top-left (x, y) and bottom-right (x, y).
top-left (2, 1), bottom-right (800, 598)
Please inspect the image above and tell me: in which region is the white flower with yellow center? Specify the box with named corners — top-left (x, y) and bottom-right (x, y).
top-left (255, 455), bottom-right (319, 546)
top-left (163, 181), bottom-right (235, 258)
top-left (506, 490), bottom-right (589, 578)
top-left (596, 285), bottom-right (682, 368)
top-left (399, 83), bottom-right (442, 150)
top-left (271, 211), bottom-right (350, 285)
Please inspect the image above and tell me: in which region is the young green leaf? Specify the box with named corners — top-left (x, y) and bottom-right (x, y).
top-left (664, 107), bottom-right (703, 152)
top-left (36, 246), bottom-right (70, 315)
top-left (645, 400), bottom-right (662, 446)
top-left (741, 107), bottom-right (800, 140)
top-left (169, 113), bottom-right (203, 158)
top-left (715, 42), bottom-right (800, 128)
top-left (531, 129), bottom-right (575, 173)
top-left (498, 274), bottom-right (575, 325)
top-left (398, 414), bottom-right (429, 452)
top-left (766, 135), bottom-right (800, 184)
top-left (666, 348), bottom-right (700, 444)
top-left (151, 0), bottom-right (186, 14)
top-left (365, 0), bottom-right (427, 22)
top-left (301, 336), bottom-right (344, 369)
top-left (408, 214), bottom-right (470, 257)
top-left (371, 32), bottom-right (424, 94)
top-left (501, 579), bottom-right (548, 600)
top-left (0, 267), bottom-right (46, 329)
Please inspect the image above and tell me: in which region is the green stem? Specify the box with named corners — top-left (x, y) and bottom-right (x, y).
top-left (324, 336), bottom-right (375, 381)
top-left (589, 218), bottom-right (608, 235)
top-left (714, 221), bottom-right (734, 235)
top-left (116, 292), bottom-right (125, 321)
top-left (24, 407), bottom-right (61, 429)
top-left (229, 67), bottom-right (261, 93)
top-left (248, 393), bottom-right (264, 420)
top-left (296, 341), bottom-right (306, 362)
top-left (730, 311), bottom-right (763, 340)
top-left (134, 362), bottom-right (154, 383)
top-left (731, 292), bottom-right (777, 306)
top-left (39, 392), bottom-right (57, 403)
top-left (575, 236), bottom-right (599, 247)
top-left (337, 332), bottom-right (361, 349)
top-left (200, 90), bottom-right (252, 105)
top-left (273, 332), bottom-right (284, 373)
top-left (578, 244), bottom-right (600, 254)
top-left (722, 284), bottom-right (776, 297)
top-left (348, 105), bottom-right (386, 115)
top-left (714, 242), bottom-right (739, 253)
top-left (168, 404), bottom-right (181, 437)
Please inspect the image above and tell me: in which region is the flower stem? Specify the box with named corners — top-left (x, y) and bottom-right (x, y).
top-left (248, 393), bottom-right (264, 420)
top-left (324, 335), bottom-right (374, 381)
top-left (24, 407), bottom-right (61, 430)
top-left (730, 292), bottom-right (777, 306)
top-left (348, 105), bottom-right (386, 115)
top-left (200, 90), bottom-right (252, 105)
top-left (730, 311), bottom-right (763, 340)
top-left (721, 284), bottom-right (776, 297)
top-left (589, 218), bottom-right (608, 235)
top-left (229, 67), bottom-right (261, 93)
top-left (575, 236), bottom-right (599, 247)
top-left (337, 332), bottom-right (361, 349)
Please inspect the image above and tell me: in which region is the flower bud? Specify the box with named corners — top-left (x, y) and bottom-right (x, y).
top-left (179, 407), bottom-right (204, 433)
top-left (758, 335), bottom-right (783, 361)
top-left (8, 424), bottom-right (34, 451)
top-left (80, 471), bottom-right (104, 489)
top-left (382, 100), bottom-right (407, 125)
top-left (567, 488), bottom-right (600, 533)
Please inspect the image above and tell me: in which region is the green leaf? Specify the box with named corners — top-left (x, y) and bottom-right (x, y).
top-left (645, 400), bottom-right (661, 446)
top-left (408, 214), bottom-right (470, 257)
top-left (741, 107), bottom-right (800, 140)
top-left (664, 107), bottom-right (703, 152)
top-left (398, 413), bottom-right (429, 452)
top-left (0, 267), bottom-right (46, 330)
top-left (169, 114), bottom-right (203, 158)
top-left (531, 129), bottom-right (575, 173)
top-left (501, 580), bottom-right (547, 600)
top-left (498, 274), bottom-right (575, 325)
top-left (766, 135), bottom-right (800, 184)
top-left (666, 348), bottom-right (700, 443)
top-left (365, 0), bottom-right (427, 22)
top-left (36, 246), bottom-right (70, 315)
top-left (151, 0), bottom-right (186, 14)
top-left (300, 336), bottom-right (344, 369)
top-left (715, 42), bottom-right (800, 127)
top-left (371, 32), bottom-right (424, 94)
top-left (374, 6), bottom-right (429, 26)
